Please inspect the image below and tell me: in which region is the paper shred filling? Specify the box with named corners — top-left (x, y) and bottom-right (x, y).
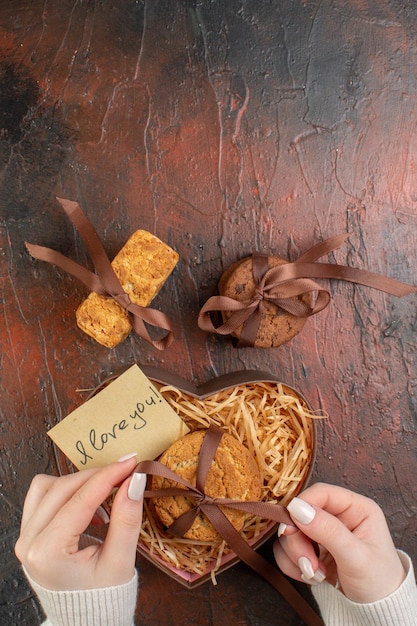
top-left (137, 381), bottom-right (325, 579)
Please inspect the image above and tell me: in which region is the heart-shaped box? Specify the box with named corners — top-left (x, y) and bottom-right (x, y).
top-left (56, 365), bottom-right (316, 588)
top-left (131, 365), bottom-right (318, 588)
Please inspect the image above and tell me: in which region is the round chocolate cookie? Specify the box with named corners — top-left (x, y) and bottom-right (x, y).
top-left (152, 429), bottom-right (262, 542)
top-left (219, 255), bottom-right (312, 348)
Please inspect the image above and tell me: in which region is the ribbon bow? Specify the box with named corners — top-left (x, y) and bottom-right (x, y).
top-left (198, 234), bottom-right (417, 347)
top-left (136, 426), bottom-right (324, 626)
top-left (25, 198), bottom-right (174, 350)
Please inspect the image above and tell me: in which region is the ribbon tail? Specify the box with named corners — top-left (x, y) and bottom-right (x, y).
top-left (202, 505), bottom-right (324, 626)
top-left (136, 460), bottom-right (198, 490)
top-left (296, 233), bottom-right (351, 263)
top-left (56, 197), bottom-right (123, 296)
top-left (144, 487), bottom-right (197, 498)
top-left (277, 262), bottom-right (417, 298)
top-left (25, 242), bottom-right (106, 295)
top-left (211, 499), bottom-right (292, 523)
top-left (168, 508), bottom-right (200, 537)
top-left (197, 426), bottom-right (224, 491)
top-left (238, 305), bottom-right (262, 347)
top-left (127, 302), bottom-right (175, 350)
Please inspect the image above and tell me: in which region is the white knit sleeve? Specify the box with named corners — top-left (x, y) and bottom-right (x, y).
top-left (28, 571), bottom-right (138, 626)
top-left (312, 551), bottom-right (417, 626)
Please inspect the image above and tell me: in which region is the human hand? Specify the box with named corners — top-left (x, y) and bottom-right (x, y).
top-left (273, 482), bottom-right (406, 603)
top-left (15, 454), bottom-right (145, 591)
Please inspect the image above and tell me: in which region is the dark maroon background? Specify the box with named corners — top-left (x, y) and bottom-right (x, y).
top-left (1, 1), bottom-right (417, 624)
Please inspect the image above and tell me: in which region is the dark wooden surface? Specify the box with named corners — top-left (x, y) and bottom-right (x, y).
top-left (1, 1), bottom-right (417, 624)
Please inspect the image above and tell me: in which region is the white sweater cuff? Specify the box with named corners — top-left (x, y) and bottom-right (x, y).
top-left (312, 551), bottom-right (417, 626)
top-left (25, 569), bottom-right (138, 626)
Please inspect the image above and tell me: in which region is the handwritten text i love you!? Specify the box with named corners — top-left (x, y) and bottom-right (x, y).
top-left (48, 365), bottom-right (189, 470)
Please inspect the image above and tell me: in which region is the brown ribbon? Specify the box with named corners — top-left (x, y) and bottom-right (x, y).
top-left (25, 197), bottom-right (174, 350)
top-left (136, 426), bottom-right (324, 626)
top-left (198, 234), bottom-right (417, 347)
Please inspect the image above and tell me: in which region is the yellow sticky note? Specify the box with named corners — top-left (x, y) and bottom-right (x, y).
top-left (48, 364), bottom-right (189, 469)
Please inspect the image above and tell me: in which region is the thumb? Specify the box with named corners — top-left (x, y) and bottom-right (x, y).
top-left (99, 472), bottom-right (146, 580)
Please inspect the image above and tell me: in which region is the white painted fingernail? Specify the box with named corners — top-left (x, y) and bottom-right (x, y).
top-left (301, 570), bottom-right (326, 585)
top-left (298, 556), bottom-right (315, 579)
top-left (298, 557), bottom-right (326, 584)
top-left (127, 472), bottom-right (146, 501)
top-left (117, 452), bottom-right (138, 462)
top-left (287, 497), bottom-right (316, 525)
top-left (277, 523), bottom-right (287, 537)
top-left (314, 569), bottom-right (326, 583)
top-left (301, 573), bottom-right (320, 586)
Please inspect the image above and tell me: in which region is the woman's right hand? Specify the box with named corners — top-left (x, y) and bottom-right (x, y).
top-left (15, 454), bottom-right (145, 591)
top-left (273, 482), bottom-right (406, 603)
